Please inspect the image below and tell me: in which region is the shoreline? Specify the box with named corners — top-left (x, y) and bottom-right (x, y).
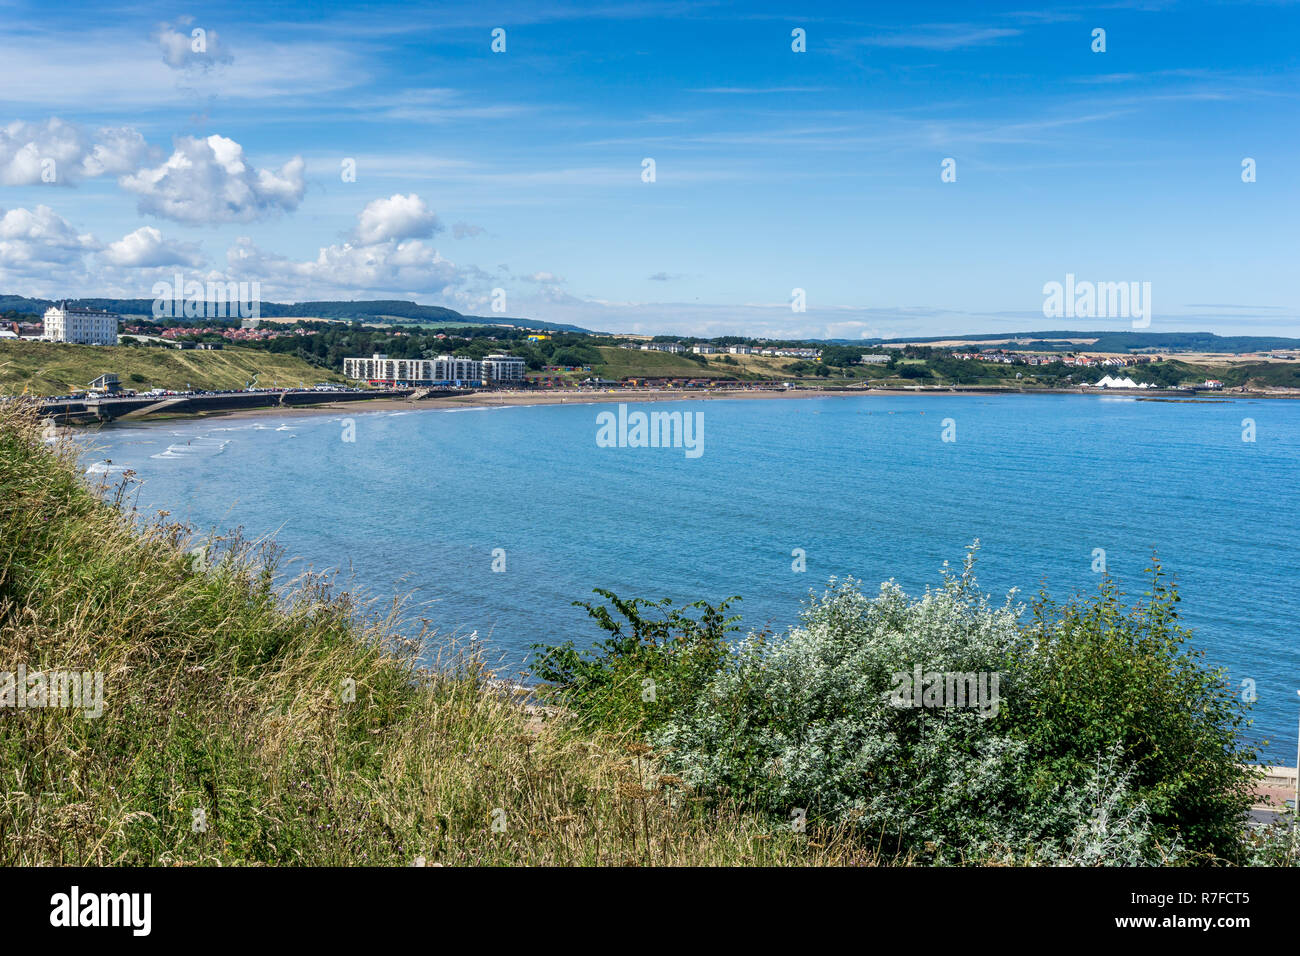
top-left (87, 384), bottom-right (1292, 426)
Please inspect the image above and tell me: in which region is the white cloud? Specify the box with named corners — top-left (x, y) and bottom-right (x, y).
top-left (81, 127), bottom-right (152, 178)
top-left (0, 29), bottom-right (358, 108)
top-left (218, 191), bottom-right (486, 298)
top-left (100, 226), bottom-right (204, 268)
top-left (153, 19), bottom-right (233, 70)
top-left (355, 193), bottom-right (441, 244)
top-left (121, 135), bottom-right (305, 224)
top-left (225, 236), bottom-right (468, 299)
top-left (0, 204), bottom-right (98, 274)
top-left (0, 119), bottom-right (152, 185)
top-left (0, 119), bottom-right (81, 185)
top-left (452, 221), bottom-right (485, 239)
top-left (857, 25), bottom-right (1021, 51)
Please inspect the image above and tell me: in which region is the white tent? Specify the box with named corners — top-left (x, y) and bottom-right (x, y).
top-left (1091, 375), bottom-right (1147, 389)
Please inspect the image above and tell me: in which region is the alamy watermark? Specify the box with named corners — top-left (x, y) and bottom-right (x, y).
top-left (1, 665), bottom-right (103, 718)
top-left (888, 665), bottom-right (1000, 718)
top-left (1042, 273), bottom-right (1151, 328)
top-left (596, 404), bottom-right (704, 458)
top-left (50, 886), bottom-right (150, 936)
top-left (151, 273), bottom-right (261, 321)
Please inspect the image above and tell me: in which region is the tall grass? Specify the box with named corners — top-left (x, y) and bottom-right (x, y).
top-left (0, 401), bottom-right (874, 865)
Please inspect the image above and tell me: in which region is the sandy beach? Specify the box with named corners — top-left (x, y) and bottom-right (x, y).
top-left (82, 382), bottom-right (1293, 427)
top-left (140, 386), bottom-right (902, 422)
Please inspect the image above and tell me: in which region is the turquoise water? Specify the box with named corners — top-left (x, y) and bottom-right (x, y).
top-left (80, 393), bottom-right (1300, 760)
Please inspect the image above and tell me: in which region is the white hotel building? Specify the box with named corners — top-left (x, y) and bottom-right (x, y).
top-left (43, 305), bottom-right (119, 345)
top-left (343, 353), bottom-right (526, 386)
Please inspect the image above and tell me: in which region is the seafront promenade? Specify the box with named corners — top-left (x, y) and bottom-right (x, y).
top-left (1249, 766), bottom-right (1299, 825)
top-left (30, 379), bottom-right (1296, 428)
top-left (35, 386), bottom-right (473, 424)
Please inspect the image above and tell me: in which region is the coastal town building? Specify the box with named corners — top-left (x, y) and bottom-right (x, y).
top-left (860, 354), bottom-right (891, 364)
top-left (701, 344), bottom-right (822, 359)
top-left (949, 350), bottom-right (1155, 368)
top-left (342, 352), bottom-right (525, 386)
top-left (6, 320), bottom-right (42, 339)
top-left (43, 304), bottom-right (119, 345)
top-left (120, 323), bottom-right (302, 343)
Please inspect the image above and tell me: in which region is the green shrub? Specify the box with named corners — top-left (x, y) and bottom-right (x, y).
top-left (545, 547), bottom-right (1262, 864)
top-left (1010, 565), bottom-right (1258, 862)
top-left (530, 589), bottom-right (740, 733)
top-left (650, 556), bottom-right (1087, 863)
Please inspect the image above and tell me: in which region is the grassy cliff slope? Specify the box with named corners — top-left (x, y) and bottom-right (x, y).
top-left (0, 341), bottom-right (345, 396)
top-left (0, 401), bottom-right (862, 865)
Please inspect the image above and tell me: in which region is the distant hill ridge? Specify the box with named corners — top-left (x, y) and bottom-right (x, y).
top-left (847, 330), bottom-right (1300, 354)
top-left (0, 294), bottom-right (590, 334)
top-left (5, 294), bottom-right (1295, 352)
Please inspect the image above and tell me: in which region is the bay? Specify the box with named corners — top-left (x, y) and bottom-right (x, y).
top-left (78, 393), bottom-right (1300, 760)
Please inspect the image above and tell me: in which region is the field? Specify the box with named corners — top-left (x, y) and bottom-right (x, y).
top-left (0, 341), bottom-right (345, 396)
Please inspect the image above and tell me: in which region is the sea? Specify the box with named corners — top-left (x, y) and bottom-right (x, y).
top-left (77, 392), bottom-right (1300, 760)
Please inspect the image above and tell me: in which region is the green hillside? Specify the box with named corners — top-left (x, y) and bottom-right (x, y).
top-left (593, 347), bottom-right (783, 381)
top-left (1220, 362), bottom-right (1300, 389)
top-left (0, 341), bottom-right (345, 396)
top-left (593, 347), bottom-right (712, 379)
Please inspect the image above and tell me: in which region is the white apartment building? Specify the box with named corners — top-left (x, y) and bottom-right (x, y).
top-left (43, 305), bottom-right (119, 345)
top-left (437, 355), bottom-right (483, 382)
top-left (342, 352), bottom-right (525, 385)
top-left (343, 355), bottom-right (435, 382)
top-left (480, 353), bottom-right (526, 382)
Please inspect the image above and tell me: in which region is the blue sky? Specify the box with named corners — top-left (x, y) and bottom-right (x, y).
top-left (0, 0), bottom-right (1296, 338)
